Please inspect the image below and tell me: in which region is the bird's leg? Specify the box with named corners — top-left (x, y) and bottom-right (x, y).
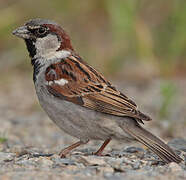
top-left (59, 140), bottom-right (89, 158)
top-left (94, 138), bottom-right (111, 156)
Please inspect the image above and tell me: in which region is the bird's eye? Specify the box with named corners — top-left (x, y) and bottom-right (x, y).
top-left (36, 27), bottom-right (47, 35)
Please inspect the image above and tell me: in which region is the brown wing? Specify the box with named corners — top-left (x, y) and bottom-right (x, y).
top-left (45, 54), bottom-right (151, 123)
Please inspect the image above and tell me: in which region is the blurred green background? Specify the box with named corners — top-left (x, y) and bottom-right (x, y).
top-left (1, 0), bottom-right (186, 80)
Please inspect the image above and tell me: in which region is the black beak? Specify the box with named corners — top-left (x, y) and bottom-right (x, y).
top-left (12, 26), bottom-right (30, 39)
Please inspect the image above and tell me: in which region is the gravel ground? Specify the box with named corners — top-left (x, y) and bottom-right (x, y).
top-left (0, 76), bottom-right (186, 179)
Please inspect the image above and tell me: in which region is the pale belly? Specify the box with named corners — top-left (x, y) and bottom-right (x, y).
top-left (35, 85), bottom-right (135, 142)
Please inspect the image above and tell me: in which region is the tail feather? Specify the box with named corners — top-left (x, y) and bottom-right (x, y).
top-left (121, 123), bottom-right (182, 163)
top-left (134, 132), bottom-right (180, 163)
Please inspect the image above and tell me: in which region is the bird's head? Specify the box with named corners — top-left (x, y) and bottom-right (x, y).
top-left (12, 18), bottom-right (73, 60)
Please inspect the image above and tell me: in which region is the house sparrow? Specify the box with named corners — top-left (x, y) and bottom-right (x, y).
top-left (12, 18), bottom-right (182, 163)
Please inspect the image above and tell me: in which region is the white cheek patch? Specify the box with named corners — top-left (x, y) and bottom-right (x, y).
top-left (35, 34), bottom-right (61, 59)
top-left (48, 78), bottom-right (68, 86)
top-left (34, 34), bottom-right (71, 61)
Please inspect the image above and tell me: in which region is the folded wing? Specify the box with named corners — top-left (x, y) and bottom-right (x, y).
top-left (45, 54), bottom-right (151, 123)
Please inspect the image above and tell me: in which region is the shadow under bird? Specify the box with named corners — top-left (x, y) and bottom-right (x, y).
top-left (12, 18), bottom-right (182, 163)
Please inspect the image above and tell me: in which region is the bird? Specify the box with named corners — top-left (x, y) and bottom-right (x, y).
top-left (12, 18), bottom-right (182, 163)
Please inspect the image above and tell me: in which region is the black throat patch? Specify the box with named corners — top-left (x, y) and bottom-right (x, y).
top-left (25, 39), bottom-right (42, 82)
top-left (25, 39), bottom-right (36, 58)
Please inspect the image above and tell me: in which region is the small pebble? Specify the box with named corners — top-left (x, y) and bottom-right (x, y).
top-left (51, 155), bottom-right (75, 165)
top-left (168, 162), bottom-right (182, 172)
top-left (37, 157), bottom-right (53, 167)
top-left (76, 155), bottom-right (107, 166)
top-left (0, 152), bottom-right (14, 162)
top-left (97, 166), bottom-right (114, 174)
top-left (124, 146), bottom-right (144, 153)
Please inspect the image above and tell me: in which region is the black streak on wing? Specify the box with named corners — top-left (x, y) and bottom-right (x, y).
top-left (68, 57), bottom-right (92, 81)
